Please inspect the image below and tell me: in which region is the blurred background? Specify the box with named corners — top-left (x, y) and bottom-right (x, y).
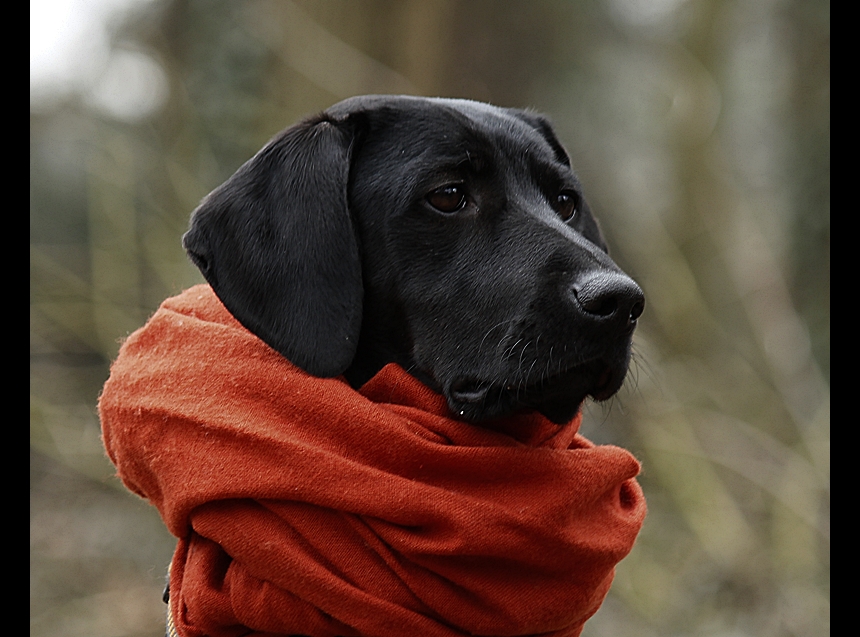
top-left (30, 0), bottom-right (829, 635)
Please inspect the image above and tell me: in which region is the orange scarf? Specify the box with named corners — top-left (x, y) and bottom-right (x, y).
top-left (100, 285), bottom-right (645, 637)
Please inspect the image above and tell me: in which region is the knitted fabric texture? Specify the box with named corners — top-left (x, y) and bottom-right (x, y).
top-left (99, 285), bottom-right (646, 637)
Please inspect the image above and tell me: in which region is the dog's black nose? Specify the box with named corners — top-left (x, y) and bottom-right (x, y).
top-left (572, 272), bottom-right (644, 328)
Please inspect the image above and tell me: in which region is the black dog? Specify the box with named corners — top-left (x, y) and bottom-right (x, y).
top-left (183, 95), bottom-right (643, 425)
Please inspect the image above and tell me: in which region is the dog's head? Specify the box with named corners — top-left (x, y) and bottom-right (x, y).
top-left (184, 95), bottom-right (643, 424)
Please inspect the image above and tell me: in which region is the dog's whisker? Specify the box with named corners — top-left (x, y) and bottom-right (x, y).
top-left (480, 319), bottom-right (516, 352)
top-left (503, 337), bottom-right (524, 361)
top-left (517, 341), bottom-right (528, 369)
top-left (526, 358), bottom-right (539, 385)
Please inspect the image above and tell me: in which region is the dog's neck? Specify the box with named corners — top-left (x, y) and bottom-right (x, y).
top-left (343, 300), bottom-right (419, 390)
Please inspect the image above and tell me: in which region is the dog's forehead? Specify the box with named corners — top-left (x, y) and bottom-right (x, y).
top-left (432, 99), bottom-right (538, 144)
top-left (329, 95), bottom-right (554, 161)
top-left (330, 94), bottom-right (514, 123)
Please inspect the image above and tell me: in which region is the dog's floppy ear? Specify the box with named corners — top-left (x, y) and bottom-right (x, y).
top-left (183, 114), bottom-right (363, 377)
top-left (508, 110), bottom-right (572, 168)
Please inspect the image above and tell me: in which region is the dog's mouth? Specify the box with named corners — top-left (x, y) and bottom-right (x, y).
top-left (446, 358), bottom-right (626, 425)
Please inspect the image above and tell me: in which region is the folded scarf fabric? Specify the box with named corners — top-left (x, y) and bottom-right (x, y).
top-left (99, 285), bottom-right (646, 637)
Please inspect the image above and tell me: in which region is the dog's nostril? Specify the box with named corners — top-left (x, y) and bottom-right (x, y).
top-left (579, 295), bottom-right (618, 317)
top-left (573, 273), bottom-right (644, 324)
top-left (630, 299), bottom-right (645, 322)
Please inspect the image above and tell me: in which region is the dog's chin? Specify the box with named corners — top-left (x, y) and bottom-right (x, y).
top-left (445, 360), bottom-right (627, 426)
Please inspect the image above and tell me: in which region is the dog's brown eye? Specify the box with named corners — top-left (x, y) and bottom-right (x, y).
top-left (427, 185), bottom-right (467, 213)
top-left (556, 191), bottom-right (578, 221)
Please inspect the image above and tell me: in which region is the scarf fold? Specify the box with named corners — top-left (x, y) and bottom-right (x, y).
top-left (99, 285), bottom-right (645, 637)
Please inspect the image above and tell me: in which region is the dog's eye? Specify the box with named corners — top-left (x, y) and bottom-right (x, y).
top-left (426, 185), bottom-right (467, 213)
top-left (555, 191), bottom-right (578, 222)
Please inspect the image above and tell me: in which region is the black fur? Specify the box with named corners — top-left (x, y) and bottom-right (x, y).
top-left (184, 95), bottom-right (644, 424)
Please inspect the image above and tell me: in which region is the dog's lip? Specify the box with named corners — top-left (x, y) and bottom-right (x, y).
top-left (519, 359), bottom-right (619, 403)
top-left (587, 365), bottom-right (617, 401)
top-left (447, 358), bottom-right (620, 411)
top-left (448, 378), bottom-right (492, 404)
